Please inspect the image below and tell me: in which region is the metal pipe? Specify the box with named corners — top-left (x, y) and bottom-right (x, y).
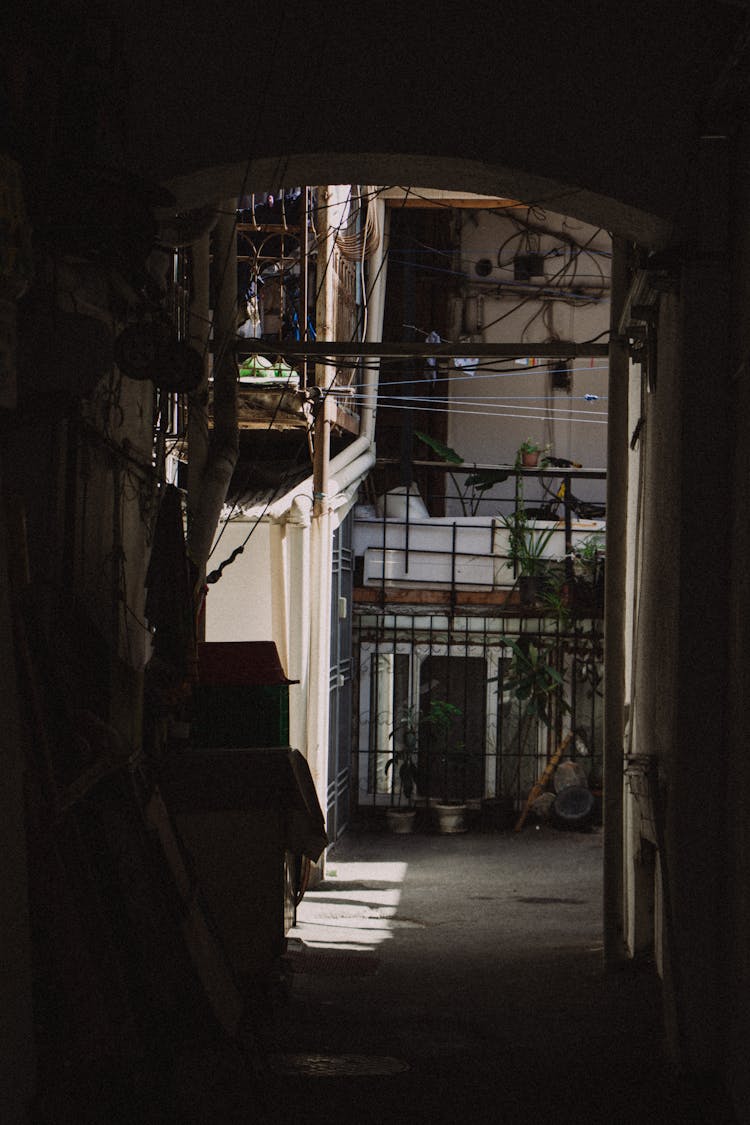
top-left (299, 186), bottom-right (308, 390)
top-left (313, 395), bottom-right (334, 518)
top-left (236, 339), bottom-right (610, 360)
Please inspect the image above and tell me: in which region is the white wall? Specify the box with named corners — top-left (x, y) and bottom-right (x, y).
top-left (205, 519), bottom-right (274, 641)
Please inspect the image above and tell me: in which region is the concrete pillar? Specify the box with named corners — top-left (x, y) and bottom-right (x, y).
top-left (186, 202), bottom-right (239, 576)
top-left (0, 479), bottom-right (36, 1122)
top-left (665, 136), bottom-right (731, 1073)
top-left (187, 230), bottom-right (211, 536)
top-left (604, 237), bottom-right (629, 967)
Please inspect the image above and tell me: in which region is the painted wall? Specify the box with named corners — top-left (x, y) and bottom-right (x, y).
top-left (205, 520), bottom-right (275, 642)
top-left (443, 210), bottom-right (609, 514)
top-left (619, 133), bottom-right (738, 1110)
top-left (725, 124), bottom-right (750, 1116)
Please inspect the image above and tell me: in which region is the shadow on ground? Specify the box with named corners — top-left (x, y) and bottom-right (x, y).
top-left (264, 824), bottom-right (733, 1125)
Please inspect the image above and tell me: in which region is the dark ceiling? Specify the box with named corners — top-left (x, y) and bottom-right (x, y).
top-left (4, 2), bottom-right (746, 239)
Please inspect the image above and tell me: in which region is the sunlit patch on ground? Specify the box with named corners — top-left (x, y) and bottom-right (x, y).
top-left (290, 861), bottom-right (409, 952)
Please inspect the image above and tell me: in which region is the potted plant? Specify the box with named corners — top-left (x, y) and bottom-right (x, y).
top-left (570, 533), bottom-right (605, 611)
top-left (385, 706), bottom-right (420, 832)
top-left (420, 699), bottom-right (470, 833)
top-left (499, 508), bottom-right (558, 606)
top-left (500, 635), bottom-right (570, 810)
top-left (517, 438), bottom-right (550, 468)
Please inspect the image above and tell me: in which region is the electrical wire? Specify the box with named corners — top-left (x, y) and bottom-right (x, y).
top-left (479, 226), bottom-right (606, 333)
top-left (208, 187), bottom-right (608, 580)
top-left (338, 362), bottom-right (611, 391)
top-left (350, 400), bottom-right (607, 425)
top-left (206, 186), bottom-right (405, 580)
top-left (361, 392), bottom-right (607, 416)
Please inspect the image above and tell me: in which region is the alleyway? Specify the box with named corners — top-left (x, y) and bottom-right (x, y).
top-left (264, 825), bottom-right (732, 1125)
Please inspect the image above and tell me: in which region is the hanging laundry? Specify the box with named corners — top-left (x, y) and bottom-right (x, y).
top-left (425, 330), bottom-right (441, 384)
top-left (453, 355), bottom-right (479, 374)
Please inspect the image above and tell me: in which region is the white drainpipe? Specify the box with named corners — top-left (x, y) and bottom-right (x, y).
top-left (286, 500), bottom-right (311, 758)
top-left (270, 195), bottom-right (389, 828)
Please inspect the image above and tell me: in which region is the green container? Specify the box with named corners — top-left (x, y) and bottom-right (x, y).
top-left (192, 683), bottom-right (290, 748)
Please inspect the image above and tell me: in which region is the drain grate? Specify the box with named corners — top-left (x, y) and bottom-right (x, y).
top-left (283, 947), bottom-right (379, 976)
top-left (269, 1053), bottom-right (409, 1077)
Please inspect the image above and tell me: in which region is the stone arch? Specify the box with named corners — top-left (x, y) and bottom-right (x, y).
top-left (164, 151), bottom-right (670, 248)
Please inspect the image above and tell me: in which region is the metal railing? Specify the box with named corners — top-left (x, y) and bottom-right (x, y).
top-left (349, 462), bottom-right (606, 816)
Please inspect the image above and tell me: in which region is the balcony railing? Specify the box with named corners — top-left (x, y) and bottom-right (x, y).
top-left (354, 463), bottom-right (605, 604)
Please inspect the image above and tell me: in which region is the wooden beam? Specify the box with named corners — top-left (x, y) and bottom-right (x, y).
top-left (235, 340), bottom-right (610, 360)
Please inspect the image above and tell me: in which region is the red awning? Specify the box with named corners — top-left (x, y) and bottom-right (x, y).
top-left (197, 641), bottom-right (298, 686)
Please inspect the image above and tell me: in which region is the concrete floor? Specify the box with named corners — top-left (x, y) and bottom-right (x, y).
top-left (262, 823), bottom-right (735, 1125)
top-left (43, 821), bottom-right (736, 1123)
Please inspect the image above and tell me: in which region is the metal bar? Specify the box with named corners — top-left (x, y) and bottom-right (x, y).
top-left (377, 458), bottom-right (607, 479)
top-left (234, 340), bottom-right (610, 359)
top-left (564, 479), bottom-right (573, 565)
top-left (299, 186), bottom-right (308, 390)
top-left (451, 522), bottom-right (457, 611)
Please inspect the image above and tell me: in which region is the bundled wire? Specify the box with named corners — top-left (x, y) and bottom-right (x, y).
top-left (335, 196), bottom-right (381, 262)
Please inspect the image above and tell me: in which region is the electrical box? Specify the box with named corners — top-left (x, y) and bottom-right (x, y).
top-left (513, 253), bottom-right (546, 281)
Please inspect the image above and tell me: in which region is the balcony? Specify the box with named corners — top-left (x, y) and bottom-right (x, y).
top-left (353, 463), bottom-right (605, 611)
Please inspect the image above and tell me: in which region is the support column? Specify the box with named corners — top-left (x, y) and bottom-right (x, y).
top-left (604, 237), bottom-right (629, 967)
top-left (0, 484), bottom-right (35, 1123)
top-left (187, 231), bottom-right (211, 639)
top-left (186, 202), bottom-right (239, 574)
top-left (187, 231), bottom-right (211, 523)
top-left (667, 135), bottom-right (731, 1073)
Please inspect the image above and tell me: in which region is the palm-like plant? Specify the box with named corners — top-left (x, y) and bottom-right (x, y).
top-left (499, 510), bottom-right (557, 578)
top-left (501, 637), bottom-right (566, 727)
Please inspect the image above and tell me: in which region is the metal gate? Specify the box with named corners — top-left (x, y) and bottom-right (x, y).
top-left (327, 514), bottom-right (353, 839)
top-left (354, 612), bottom-right (603, 811)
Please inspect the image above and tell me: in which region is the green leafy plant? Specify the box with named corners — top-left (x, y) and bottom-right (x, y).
top-left (572, 533), bottom-right (605, 573)
top-left (414, 431), bottom-right (510, 515)
top-left (421, 699), bottom-right (463, 751)
top-left (570, 532), bottom-right (605, 610)
top-left (501, 637), bottom-right (567, 727)
top-left (518, 437), bottom-right (549, 456)
top-left (386, 705), bottom-right (420, 805)
top-left (420, 699), bottom-right (466, 801)
top-left (540, 564), bottom-right (572, 628)
top-left (499, 509), bottom-right (557, 578)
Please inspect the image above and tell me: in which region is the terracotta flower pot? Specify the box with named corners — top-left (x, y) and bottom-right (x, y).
top-left (521, 450), bottom-right (540, 467)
